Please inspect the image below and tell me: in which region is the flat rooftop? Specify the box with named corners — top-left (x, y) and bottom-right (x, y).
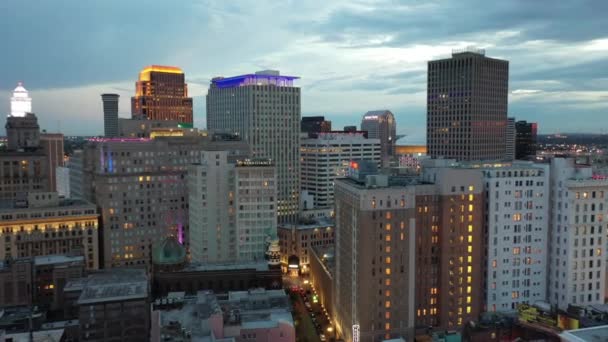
top-left (560, 325), bottom-right (608, 341)
top-left (77, 269), bottom-right (148, 305)
top-left (279, 218), bottom-right (334, 231)
top-left (182, 261), bottom-right (269, 273)
top-left (34, 254), bottom-right (84, 266)
top-left (0, 197), bottom-right (94, 211)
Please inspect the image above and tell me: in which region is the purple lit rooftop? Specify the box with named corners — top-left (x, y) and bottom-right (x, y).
top-left (87, 137), bottom-right (152, 143)
top-left (212, 73), bottom-right (299, 89)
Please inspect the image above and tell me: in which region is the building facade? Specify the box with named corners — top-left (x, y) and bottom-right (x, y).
top-left (40, 133), bottom-right (64, 191)
top-left (506, 117), bottom-right (516, 161)
top-left (131, 65), bottom-right (193, 125)
top-left (548, 158), bottom-right (608, 310)
top-left (75, 269), bottom-right (150, 342)
top-left (481, 162), bottom-right (550, 312)
top-left (427, 49), bottom-right (509, 161)
top-left (361, 110), bottom-right (396, 167)
top-left (72, 135), bottom-right (249, 268)
top-left (0, 151), bottom-right (49, 200)
top-left (277, 219), bottom-right (334, 274)
top-left (333, 168), bottom-right (418, 342)
top-left (301, 132), bottom-right (381, 209)
top-left (188, 153), bottom-right (276, 264)
top-left (5, 113), bottom-right (40, 151)
top-left (207, 70), bottom-right (301, 223)
top-left (418, 164), bottom-right (485, 330)
top-left (301, 116), bottom-right (332, 137)
top-left (0, 192), bottom-right (100, 269)
top-left (101, 93), bottom-right (119, 137)
top-left (515, 121), bottom-right (538, 160)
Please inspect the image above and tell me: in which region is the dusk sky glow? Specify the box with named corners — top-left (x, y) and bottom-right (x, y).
top-left (1, 0), bottom-right (607, 142)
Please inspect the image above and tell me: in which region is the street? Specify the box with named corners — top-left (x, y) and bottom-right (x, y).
top-left (286, 275), bottom-right (335, 342)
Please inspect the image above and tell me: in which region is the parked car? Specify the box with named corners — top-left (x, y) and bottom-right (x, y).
top-left (320, 334), bottom-right (327, 341)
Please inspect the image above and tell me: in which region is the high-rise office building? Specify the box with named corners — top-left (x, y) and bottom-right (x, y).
top-left (427, 49), bottom-right (509, 161)
top-left (72, 134), bottom-right (249, 268)
top-left (40, 133), bottom-right (64, 191)
top-left (361, 110), bottom-right (396, 167)
top-left (207, 70), bottom-right (301, 223)
top-left (188, 153), bottom-right (276, 264)
top-left (300, 131), bottom-right (380, 209)
top-left (419, 162), bottom-right (485, 330)
top-left (0, 192), bottom-right (99, 269)
top-left (333, 162), bottom-right (418, 342)
top-left (131, 65), bottom-right (193, 125)
top-left (516, 121), bottom-right (538, 160)
top-left (506, 117), bottom-right (516, 161)
top-left (301, 116), bottom-right (332, 137)
top-left (548, 158), bottom-right (608, 310)
top-left (101, 93), bottom-right (119, 137)
top-left (10, 82), bottom-right (32, 117)
top-left (480, 162), bottom-right (549, 312)
top-left (333, 160), bottom-right (484, 339)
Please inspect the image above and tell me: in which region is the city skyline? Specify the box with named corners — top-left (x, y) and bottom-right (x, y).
top-left (1, 1), bottom-right (607, 142)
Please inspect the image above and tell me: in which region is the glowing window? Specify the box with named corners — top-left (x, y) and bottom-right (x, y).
top-left (468, 186), bottom-right (474, 191)
top-left (468, 246), bottom-right (473, 253)
top-left (467, 266), bottom-right (472, 273)
top-left (468, 204), bottom-right (474, 212)
top-left (385, 268), bottom-right (391, 275)
top-left (468, 225), bottom-right (473, 232)
top-left (466, 306), bottom-right (471, 313)
top-left (385, 301), bottom-right (391, 308)
top-left (385, 257), bottom-right (391, 264)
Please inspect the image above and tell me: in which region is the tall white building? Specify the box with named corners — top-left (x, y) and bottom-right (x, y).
top-left (300, 132), bottom-right (380, 209)
top-left (188, 153), bottom-right (277, 263)
top-left (10, 82), bottom-right (32, 117)
top-left (549, 158), bottom-right (608, 310)
top-left (481, 161), bottom-right (550, 312)
top-left (207, 70), bottom-right (301, 223)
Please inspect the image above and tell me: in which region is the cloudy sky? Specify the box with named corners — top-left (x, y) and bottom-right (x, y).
top-left (1, 0), bottom-right (607, 143)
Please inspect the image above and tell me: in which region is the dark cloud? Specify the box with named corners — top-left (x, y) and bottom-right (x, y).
top-left (310, 0), bottom-right (608, 47)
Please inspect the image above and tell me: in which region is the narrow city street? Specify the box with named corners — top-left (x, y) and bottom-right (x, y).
top-left (286, 275), bottom-right (336, 342)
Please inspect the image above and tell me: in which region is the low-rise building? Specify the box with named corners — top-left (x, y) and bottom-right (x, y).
top-left (278, 218), bottom-right (334, 274)
top-left (152, 289), bottom-right (295, 342)
top-left (74, 268), bottom-right (150, 342)
top-left (0, 192), bottom-right (99, 269)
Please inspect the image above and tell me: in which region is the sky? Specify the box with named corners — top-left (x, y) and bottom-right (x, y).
top-left (1, 0), bottom-right (607, 143)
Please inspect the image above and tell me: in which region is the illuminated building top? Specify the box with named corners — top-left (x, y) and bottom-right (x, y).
top-left (138, 65), bottom-right (184, 81)
top-left (10, 82), bottom-right (32, 117)
top-left (211, 70), bottom-right (299, 89)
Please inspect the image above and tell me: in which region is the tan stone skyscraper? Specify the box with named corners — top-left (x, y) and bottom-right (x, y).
top-left (131, 65), bottom-right (193, 125)
top-left (427, 49), bottom-right (509, 161)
